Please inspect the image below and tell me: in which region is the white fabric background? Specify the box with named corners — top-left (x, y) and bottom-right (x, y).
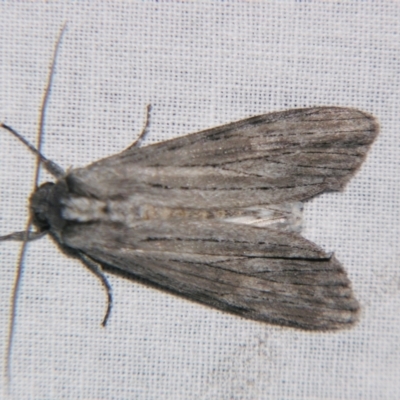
top-left (0, 1), bottom-right (398, 399)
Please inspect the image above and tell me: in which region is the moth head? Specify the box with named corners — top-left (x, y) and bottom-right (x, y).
top-left (30, 181), bottom-right (68, 234)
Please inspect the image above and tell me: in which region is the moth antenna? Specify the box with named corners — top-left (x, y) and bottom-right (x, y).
top-left (5, 23), bottom-right (68, 387)
top-left (1, 123), bottom-right (64, 179)
top-left (36, 22), bottom-right (68, 181)
top-left (0, 231), bottom-right (47, 242)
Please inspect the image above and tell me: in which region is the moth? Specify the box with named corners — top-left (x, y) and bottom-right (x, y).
top-left (1, 28), bottom-right (379, 356)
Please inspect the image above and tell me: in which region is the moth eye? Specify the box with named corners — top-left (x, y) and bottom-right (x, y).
top-left (35, 213), bottom-right (46, 222)
top-left (33, 211), bottom-right (50, 230)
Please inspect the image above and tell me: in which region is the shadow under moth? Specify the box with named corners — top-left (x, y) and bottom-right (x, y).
top-left (1, 28), bottom-right (379, 377)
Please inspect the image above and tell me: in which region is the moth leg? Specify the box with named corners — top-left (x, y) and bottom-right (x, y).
top-left (0, 230), bottom-right (48, 242)
top-left (126, 104), bottom-right (152, 149)
top-left (78, 252), bottom-right (113, 327)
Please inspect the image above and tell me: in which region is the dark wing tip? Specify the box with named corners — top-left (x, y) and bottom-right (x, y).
top-left (306, 107), bottom-right (379, 193)
top-left (340, 109), bottom-right (379, 191)
top-left (240, 254), bottom-right (361, 332)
